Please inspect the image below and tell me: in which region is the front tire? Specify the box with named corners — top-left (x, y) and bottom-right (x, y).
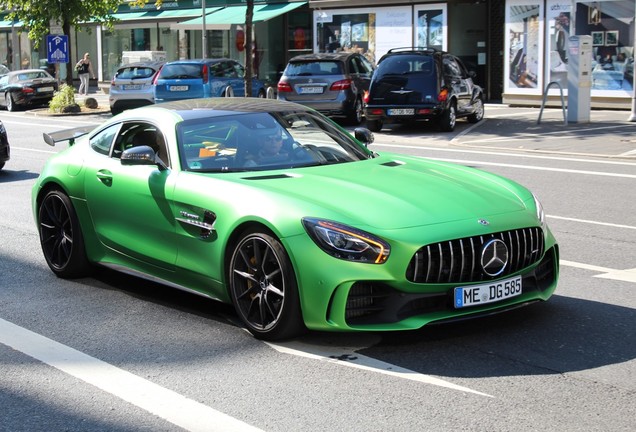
top-left (38, 189), bottom-right (91, 278)
top-left (229, 229), bottom-right (304, 340)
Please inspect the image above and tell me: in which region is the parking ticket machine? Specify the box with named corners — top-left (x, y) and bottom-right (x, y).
top-left (567, 35), bottom-right (592, 123)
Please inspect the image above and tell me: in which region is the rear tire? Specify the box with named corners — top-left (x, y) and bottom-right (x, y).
top-left (467, 97), bottom-right (484, 123)
top-left (228, 228), bottom-right (304, 340)
top-left (366, 119), bottom-right (383, 132)
top-left (38, 189), bottom-right (91, 278)
top-left (347, 98), bottom-right (363, 125)
top-left (439, 101), bottom-right (456, 132)
top-left (6, 92), bottom-right (17, 112)
top-left (223, 86), bottom-right (234, 97)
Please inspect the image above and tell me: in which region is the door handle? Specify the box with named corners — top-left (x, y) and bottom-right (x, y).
top-left (96, 169), bottom-right (113, 185)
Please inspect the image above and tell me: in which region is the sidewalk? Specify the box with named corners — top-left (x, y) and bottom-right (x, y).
top-left (452, 104), bottom-right (636, 159)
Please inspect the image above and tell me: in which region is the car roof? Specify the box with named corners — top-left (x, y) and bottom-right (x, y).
top-left (122, 98), bottom-right (312, 122)
top-left (8, 69), bottom-right (50, 75)
top-left (163, 58), bottom-right (234, 65)
top-left (117, 61), bottom-right (165, 70)
top-left (289, 52), bottom-right (357, 62)
top-left (378, 47), bottom-right (446, 64)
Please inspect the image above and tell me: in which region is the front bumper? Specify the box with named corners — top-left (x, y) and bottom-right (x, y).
top-left (284, 214), bottom-right (559, 332)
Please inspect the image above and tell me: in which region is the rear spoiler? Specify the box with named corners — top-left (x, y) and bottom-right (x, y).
top-left (43, 125), bottom-right (95, 147)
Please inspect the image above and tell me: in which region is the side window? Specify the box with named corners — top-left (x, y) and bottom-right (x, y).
top-left (89, 124), bottom-right (120, 156)
top-left (358, 56), bottom-right (373, 75)
top-left (348, 58), bottom-right (359, 74)
top-left (233, 62), bottom-right (245, 78)
top-left (210, 63), bottom-right (223, 77)
top-left (443, 56), bottom-right (462, 80)
top-left (112, 122), bottom-right (170, 167)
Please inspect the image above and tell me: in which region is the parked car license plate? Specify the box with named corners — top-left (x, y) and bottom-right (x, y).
top-left (169, 85), bottom-right (188, 91)
top-left (298, 86), bottom-right (323, 94)
top-left (123, 84), bottom-right (142, 90)
top-left (454, 275), bottom-right (522, 308)
top-left (387, 108), bottom-right (415, 116)
top-left (37, 87), bottom-right (54, 93)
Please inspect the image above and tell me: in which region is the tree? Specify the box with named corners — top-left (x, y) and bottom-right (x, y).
top-left (244, 0), bottom-right (254, 98)
top-left (2, 0), bottom-right (122, 84)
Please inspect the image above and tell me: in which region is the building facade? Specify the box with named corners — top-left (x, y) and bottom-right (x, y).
top-left (0, 0), bottom-right (633, 107)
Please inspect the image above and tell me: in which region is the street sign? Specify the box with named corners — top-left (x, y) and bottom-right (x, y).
top-left (47, 34), bottom-right (69, 63)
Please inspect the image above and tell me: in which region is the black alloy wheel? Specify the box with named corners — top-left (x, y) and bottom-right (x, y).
top-left (38, 190), bottom-right (90, 278)
top-left (366, 119), bottom-right (383, 132)
top-left (229, 229), bottom-right (304, 340)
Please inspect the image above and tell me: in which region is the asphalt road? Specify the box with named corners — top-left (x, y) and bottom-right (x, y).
top-left (0, 108), bottom-right (634, 432)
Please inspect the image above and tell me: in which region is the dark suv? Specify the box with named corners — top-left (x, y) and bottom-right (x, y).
top-left (364, 48), bottom-right (484, 132)
top-left (277, 52), bottom-right (374, 125)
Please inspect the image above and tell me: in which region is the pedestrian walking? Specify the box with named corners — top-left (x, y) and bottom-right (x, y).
top-left (75, 52), bottom-right (95, 96)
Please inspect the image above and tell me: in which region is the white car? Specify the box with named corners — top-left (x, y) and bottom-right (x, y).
top-left (109, 61), bottom-right (164, 115)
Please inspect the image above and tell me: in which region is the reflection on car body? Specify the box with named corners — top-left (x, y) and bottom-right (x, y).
top-left (32, 98), bottom-right (558, 341)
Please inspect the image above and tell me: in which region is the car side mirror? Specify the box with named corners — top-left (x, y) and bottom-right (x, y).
top-left (121, 145), bottom-right (167, 170)
top-left (354, 127), bottom-right (374, 146)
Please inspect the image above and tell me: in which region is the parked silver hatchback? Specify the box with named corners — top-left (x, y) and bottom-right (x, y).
top-left (109, 61), bottom-right (164, 115)
top-left (277, 52), bottom-right (374, 125)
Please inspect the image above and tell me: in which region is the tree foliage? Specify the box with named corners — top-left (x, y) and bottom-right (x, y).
top-left (2, 0), bottom-right (122, 84)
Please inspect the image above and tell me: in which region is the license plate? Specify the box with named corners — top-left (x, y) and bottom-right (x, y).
top-left (169, 85), bottom-right (188, 91)
top-left (37, 86), bottom-right (54, 92)
top-left (387, 108), bottom-right (415, 116)
top-left (123, 84), bottom-right (142, 90)
top-left (298, 86), bottom-right (323, 94)
top-left (454, 276), bottom-right (522, 308)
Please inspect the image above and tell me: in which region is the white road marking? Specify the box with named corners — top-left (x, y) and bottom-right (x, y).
top-left (12, 146), bottom-right (57, 154)
top-left (428, 157), bottom-right (636, 179)
top-left (266, 341), bottom-right (494, 398)
top-left (0, 318), bottom-right (264, 432)
top-left (548, 215), bottom-right (636, 230)
top-left (374, 143), bottom-right (636, 166)
top-left (560, 261), bottom-right (636, 284)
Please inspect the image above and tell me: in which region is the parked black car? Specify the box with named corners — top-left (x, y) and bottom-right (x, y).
top-left (0, 120), bottom-right (9, 170)
top-left (0, 69), bottom-right (58, 112)
top-left (364, 48), bottom-right (484, 132)
top-left (277, 52), bottom-right (374, 125)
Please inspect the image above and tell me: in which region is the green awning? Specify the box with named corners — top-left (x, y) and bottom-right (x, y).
top-left (173, 1), bottom-right (306, 31)
top-left (91, 7), bottom-right (222, 24)
top-left (0, 20), bottom-right (22, 29)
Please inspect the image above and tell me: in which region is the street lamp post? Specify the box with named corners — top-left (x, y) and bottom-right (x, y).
top-left (202, 0), bottom-right (207, 59)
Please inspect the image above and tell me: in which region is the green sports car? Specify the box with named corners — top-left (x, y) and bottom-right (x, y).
top-left (32, 98), bottom-right (559, 340)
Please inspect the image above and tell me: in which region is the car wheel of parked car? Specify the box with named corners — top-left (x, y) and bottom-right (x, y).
top-left (5, 93), bottom-right (17, 112)
top-left (38, 189), bottom-right (91, 278)
top-left (223, 86), bottom-right (234, 97)
top-left (366, 119), bottom-right (383, 132)
top-left (110, 107), bottom-right (122, 116)
top-left (439, 101), bottom-right (457, 132)
top-left (228, 228), bottom-right (304, 341)
top-left (347, 98), bottom-right (363, 125)
top-left (467, 98), bottom-right (485, 123)
top-left (266, 86), bottom-right (276, 99)
top-left (0, 162), bottom-right (4, 170)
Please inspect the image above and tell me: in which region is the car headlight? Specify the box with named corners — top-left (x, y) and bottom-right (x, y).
top-left (302, 218), bottom-right (390, 264)
top-left (533, 193), bottom-right (546, 228)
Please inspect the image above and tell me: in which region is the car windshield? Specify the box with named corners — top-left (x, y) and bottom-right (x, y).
top-left (116, 66), bottom-right (157, 80)
top-left (15, 71), bottom-right (51, 81)
top-left (159, 64), bottom-right (202, 79)
top-left (177, 110), bottom-right (373, 172)
top-left (376, 55), bottom-right (435, 78)
top-left (285, 61), bottom-right (343, 76)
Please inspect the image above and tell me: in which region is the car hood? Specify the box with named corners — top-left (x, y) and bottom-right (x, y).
top-left (233, 153), bottom-right (531, 231)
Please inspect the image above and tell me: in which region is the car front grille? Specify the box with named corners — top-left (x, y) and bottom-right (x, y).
top-left (406, 227), bottom-right (545, 284)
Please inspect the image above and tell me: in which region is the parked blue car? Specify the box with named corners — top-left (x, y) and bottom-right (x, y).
top-left (154, 59), bottom-right (266, 103)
